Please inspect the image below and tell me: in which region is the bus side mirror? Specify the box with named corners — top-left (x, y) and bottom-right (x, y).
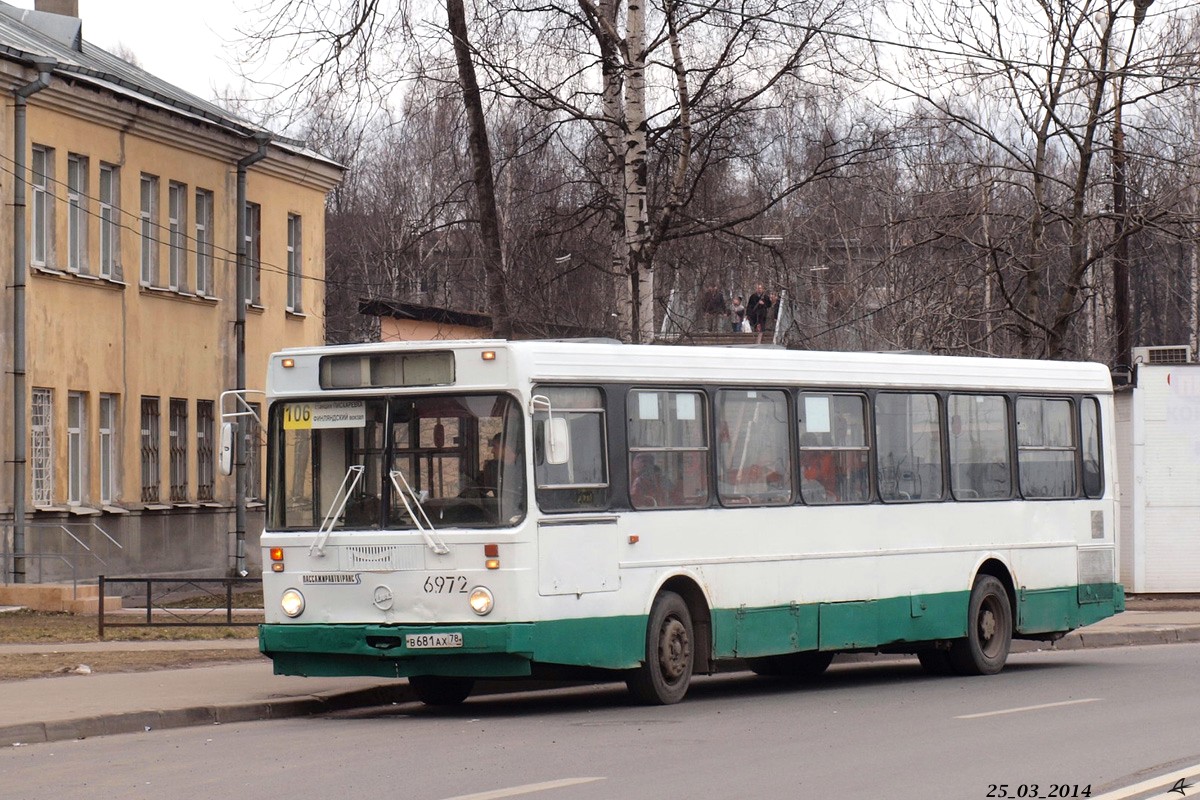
top-left (545, 417), bottom-right (570, 465)
top-left (219, 422), bottom-right (235, 476)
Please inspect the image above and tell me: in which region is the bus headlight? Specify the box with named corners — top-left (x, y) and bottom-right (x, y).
top-left (468, 587), bottom-right (494, 616)
top-left (280, 589), bottom-right (305, 618)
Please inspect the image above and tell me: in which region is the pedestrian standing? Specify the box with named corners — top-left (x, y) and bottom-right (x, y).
top-left (730, 296), bottom-right (746, 332)
top-left (746, 284), bottom-right (772, 343)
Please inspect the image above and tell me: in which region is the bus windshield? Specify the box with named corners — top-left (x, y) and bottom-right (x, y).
top-left (269, 393), bottom-right (525, 531)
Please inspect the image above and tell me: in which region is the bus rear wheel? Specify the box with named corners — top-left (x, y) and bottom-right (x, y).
top-left (949, 575), bottom-right (1012, 676)
top-left (749, 651), bottom-right (834, 679)
top-left (409, 675), bottom-right (475, 706)
top-left (627, 591), bottom-right (694, 705)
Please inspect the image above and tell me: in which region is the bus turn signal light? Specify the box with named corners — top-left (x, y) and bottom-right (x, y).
top-left (486, 559), bottom-right (500, 570)
top-left (270, 548), bottom-right (284, 561)
top-left (481, 350), bottom-right (496, 361)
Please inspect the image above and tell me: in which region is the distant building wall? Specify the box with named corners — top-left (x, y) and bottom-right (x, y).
top-left (1115, 363), bottom-right (1200, 592)
top-left (0, 12), bottom-right (341, 582)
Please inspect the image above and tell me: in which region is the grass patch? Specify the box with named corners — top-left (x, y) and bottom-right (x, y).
top-left (0, 609), bottom-right (260, 644)
top-left (0, 649), bottom-right (265, 682)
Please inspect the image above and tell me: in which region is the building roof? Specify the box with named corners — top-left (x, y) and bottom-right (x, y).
top-left (0, 1), bottom-right (339, 169)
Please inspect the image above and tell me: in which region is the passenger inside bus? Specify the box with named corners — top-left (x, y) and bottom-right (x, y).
top-left (630, 452), bottom-right (673, 508)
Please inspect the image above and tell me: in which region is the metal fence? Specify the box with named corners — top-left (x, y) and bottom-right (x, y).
top-left (97, 575), bottom-right (262, 638)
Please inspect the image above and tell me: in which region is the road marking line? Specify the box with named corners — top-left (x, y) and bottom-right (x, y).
top-left (955, 698), bottom-right (1100, 719)
top-left (1090, 764), bottom-right (1200, 800)
top-left (441, 777), bottom-right (606, 800)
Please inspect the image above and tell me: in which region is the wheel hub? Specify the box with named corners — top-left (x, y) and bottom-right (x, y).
top-left (659, 618), bottom-right (691, 681)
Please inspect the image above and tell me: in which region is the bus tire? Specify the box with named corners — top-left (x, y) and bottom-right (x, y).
top-left (949, 575), bottom-right (1012, 676)
top-left (749, 651), bottom-right (834, 679)
top-left (626, 591), bottom-right (694, 705)
top-left (409, 675), bottom-right (475, 706)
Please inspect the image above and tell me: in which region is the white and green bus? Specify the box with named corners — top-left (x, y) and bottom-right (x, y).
top-left (258, 340), bottom-right (1123, 705)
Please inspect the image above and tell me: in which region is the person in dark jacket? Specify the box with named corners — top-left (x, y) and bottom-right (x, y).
top-left (746, 284), bottom-right (772, 343)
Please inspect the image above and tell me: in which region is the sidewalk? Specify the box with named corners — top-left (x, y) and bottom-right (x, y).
top-left (3, 607), bottom-right (1200, 747)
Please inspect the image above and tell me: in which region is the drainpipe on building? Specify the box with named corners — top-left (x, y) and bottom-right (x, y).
top-left (10, 57), bottom-right (57, 583)
top-left (233, 134), bottom-right (270, 577)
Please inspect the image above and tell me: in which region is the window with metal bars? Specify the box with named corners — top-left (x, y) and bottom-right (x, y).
top-left (169, 398), bottom-right (188, 501)
top-left (197, 400), bottom-right (214, 501)
top-left (31, 388), bottom-right (54, 506)
top-left (140, 397), bottom-right (160, 502)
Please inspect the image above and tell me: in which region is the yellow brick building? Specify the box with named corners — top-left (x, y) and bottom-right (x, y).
top-left (0, 1), bottom-right (342, 580)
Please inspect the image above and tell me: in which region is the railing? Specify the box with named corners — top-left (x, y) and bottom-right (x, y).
top-left (98, 575), bottom-right (262, 638)
top-left (2, 521), bottom-right (121, 585)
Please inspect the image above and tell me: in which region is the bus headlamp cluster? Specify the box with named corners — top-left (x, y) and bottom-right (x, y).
top-left (469, 587), bottom-right (494, 616)
top-left (281, 589), bottom-right (305, 618)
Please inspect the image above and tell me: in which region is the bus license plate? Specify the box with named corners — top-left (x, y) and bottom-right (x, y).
top-left (405, 633), bottom-right (463, 649)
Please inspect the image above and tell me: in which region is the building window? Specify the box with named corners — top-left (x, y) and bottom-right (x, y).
top-left (168, 182), bottom-right (187, 291)
top-left (99, 394), bottom-right (118, 505)
top-left (169, 398), bottom-right (188, 501)
top-left (68, 392), bottom-right (87, 505)
top-left (99, 164), bottom-right (121, 280)
top-left (140, 397), bottom-right (160, 503)
top-left (195, 189), bottom-right (214, 296)
top-left (140, 174), bottom-right (159, 286)
top-left (287, 213), bottom-right (302, 311)
top-left (246, 402), bottom-right (262, 501)
top-left (31, 388), bottom-right (54, 506)
top-left (67, 154), bottom-right (89, 274)
top-left (243, 202), bottom-right (261, 305)
top-left (197, 400), bottom-right (215, 501)
top-left (31, 145), bottom-right (54, 267)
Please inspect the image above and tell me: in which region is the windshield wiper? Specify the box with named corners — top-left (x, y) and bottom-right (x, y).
top-left (309, 465), bottom-right (365, 557)
top-left (388, 470), bottom-right (449, 555)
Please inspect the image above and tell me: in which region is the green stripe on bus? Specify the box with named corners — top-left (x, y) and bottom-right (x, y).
top-left (260, 583), bottom-right (1123, 678)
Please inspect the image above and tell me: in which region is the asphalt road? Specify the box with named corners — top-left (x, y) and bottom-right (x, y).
top-left (3, 643), bottom-right (1199, 800)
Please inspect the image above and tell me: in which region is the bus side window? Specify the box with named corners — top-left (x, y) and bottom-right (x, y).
top-left (948, 394), bottom-right (1012, 501)
top-left (627, 389), bottom-right (710, 510)
top-left (532, 386), bottom-right (610, 512)
top-left (1081, 397), bottom-right (1103, 498)
top-left (799, 393), bottom-right (870, 505)
top-left (875, 392), bottom-right (944, 502)
top-left (716, 389), bottom-right (792, 507)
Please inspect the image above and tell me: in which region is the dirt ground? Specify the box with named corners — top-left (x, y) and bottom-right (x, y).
top-left (0, 609), bottom-right (262, 682)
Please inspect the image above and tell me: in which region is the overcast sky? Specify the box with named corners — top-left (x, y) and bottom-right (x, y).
top-left (13, 0), bottom-right (250, 101)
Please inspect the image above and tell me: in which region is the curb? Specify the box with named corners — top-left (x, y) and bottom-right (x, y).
top-left (5, 628), bottom-right (1199, 746)
top-left (2, 684), bottom-right (415, 746)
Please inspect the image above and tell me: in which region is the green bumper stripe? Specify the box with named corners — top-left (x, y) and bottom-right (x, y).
top-left (260, 583), bottom-right (1124, 677)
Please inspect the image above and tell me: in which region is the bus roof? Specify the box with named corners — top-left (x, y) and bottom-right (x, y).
top-left (270, 340), bottom-right (1113, 396)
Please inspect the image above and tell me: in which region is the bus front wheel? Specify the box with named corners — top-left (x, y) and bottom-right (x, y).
top-left (409, 675), bottom-right (474, 706)
top-left (949, 575), bottom-right (1012, 676)
top-left (627, 591), bottom-right (694, 705)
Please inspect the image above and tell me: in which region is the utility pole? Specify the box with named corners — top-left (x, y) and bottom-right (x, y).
top-left (1113, 0), bottom-right (1154, 370)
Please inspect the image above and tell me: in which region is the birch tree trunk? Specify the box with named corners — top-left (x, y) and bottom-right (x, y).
top-left (623, 0), bottom-right (653, 342)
